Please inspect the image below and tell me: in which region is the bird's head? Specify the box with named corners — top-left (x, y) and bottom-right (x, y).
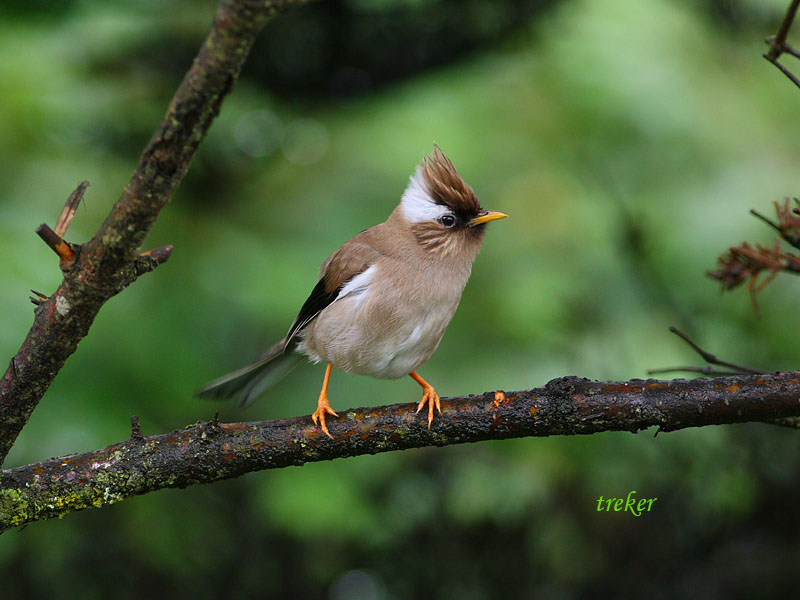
top-left (399, 145), bottom-right (507, 257)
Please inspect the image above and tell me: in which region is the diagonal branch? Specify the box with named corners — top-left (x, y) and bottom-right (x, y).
top-left (0, 0), bottom-right (311, 465)
top-left (764, 0), bottom-right (800, 89)
top-left (648, 326), bottom-right (766, 376)
top-left (3, 372), bottom-right (800, 532)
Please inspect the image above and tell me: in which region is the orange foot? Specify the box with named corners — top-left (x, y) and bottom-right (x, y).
top-left (410, 371), bottom-right (441, 430)
top-left (312, 363), bottom-right (338, 438)
top-left (311, 393), bottom-right (339, 439)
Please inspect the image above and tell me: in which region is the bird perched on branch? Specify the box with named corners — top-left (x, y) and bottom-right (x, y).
top-left (198, 145), bottom-right (507, 437)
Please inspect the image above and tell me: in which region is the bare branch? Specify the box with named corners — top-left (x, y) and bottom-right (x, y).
top-left (648, 330), bottom-right (800, 428)
top-left (0, 0), bottom-right (310, 465)
top-left (750, 208), bottom-right (783, 235)
top-left (2, 372), bottom-right (800, 532)
top-left (764, 50), bottom-right (800, 89)
top-left (654, 326), bottom-right (766, 375)
top-left (764, 0), bottom-right (800, 89)
top-left (766, 0), bottom-right (800, 59)
top-left (647, 365), bottom-right (740, 376)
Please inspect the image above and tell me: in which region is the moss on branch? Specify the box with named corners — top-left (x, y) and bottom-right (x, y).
top-left (3, 371), bottom-right (800, 532)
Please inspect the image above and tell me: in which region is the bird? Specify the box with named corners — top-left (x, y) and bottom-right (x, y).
top-left (197, 145), bottom-right (507, 437)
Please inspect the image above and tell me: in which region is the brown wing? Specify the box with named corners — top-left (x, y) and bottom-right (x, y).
top-left (284, 226), bottom-right (384, 346)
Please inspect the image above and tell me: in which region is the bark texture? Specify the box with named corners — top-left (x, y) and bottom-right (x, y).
top-left (3, 371), bottom-right (799, 532)
top-left (0, 0), bottom-right (311, 464)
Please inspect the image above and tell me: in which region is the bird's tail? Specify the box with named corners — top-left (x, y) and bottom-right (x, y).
top-left (196, 338), bottom-right (303, 408)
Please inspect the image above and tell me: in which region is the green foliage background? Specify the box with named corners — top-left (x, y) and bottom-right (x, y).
top-left (2, 0), bottom-right (800, 597)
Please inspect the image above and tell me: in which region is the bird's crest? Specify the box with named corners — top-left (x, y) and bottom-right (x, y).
top-left (419, 145), bottom-right (481, 215)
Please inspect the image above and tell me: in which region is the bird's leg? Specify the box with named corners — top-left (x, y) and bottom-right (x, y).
top-left (311, 363), bottom-right (338, 439)
top-left (409, 371), bottom-right (441, 430)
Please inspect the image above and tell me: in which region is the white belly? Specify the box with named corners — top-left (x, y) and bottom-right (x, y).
top-left (296, 265), bottom-right (463, 379)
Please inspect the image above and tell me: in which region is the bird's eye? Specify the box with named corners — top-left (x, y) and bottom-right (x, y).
top-left (440, 214), bottom-right (456, 228)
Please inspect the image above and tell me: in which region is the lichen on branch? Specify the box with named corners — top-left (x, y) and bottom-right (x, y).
top-left (0, 0), bottom-right (311, 465)
top-left (3, 371), bottom-right (800, 532)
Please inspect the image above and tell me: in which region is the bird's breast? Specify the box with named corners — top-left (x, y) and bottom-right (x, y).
top-left (297, 261), bottom-right (468, 379)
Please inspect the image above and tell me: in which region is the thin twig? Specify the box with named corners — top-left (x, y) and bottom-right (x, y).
top-left (54, 181), bottom-right (89, 237)
top-left (133, 245), bottom-right (174, 277)
top-left (762, 54), bottom-right (800, 90)
top-left (750, 209), bottom-right (782, 234)
top-left (781, 40), bottom-right (800, 59)
top-left (668, 326), bottom-right (766, 374)
top-left (764, 0), bottom-right (800, 88)
top-left (767, 0), bottom-right (800, 59)
top-left (35, 224), bottom-right (75, 266)
top-left (647, 365), bottom-right (741, 376)
top-left (34, 181), bottom-right (90, 267)
top-left (647, 327), bottom-right (766, 376)
top-left (29, 290), bottom-right (47, 307)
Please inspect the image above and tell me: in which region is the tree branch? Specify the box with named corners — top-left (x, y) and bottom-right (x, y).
top-left (0, 0), bottom-right (311, 465)
top-left (648, 326), bottom-right (766, 376)
top-left (764, 0), bottom-right (800, 89)
top-left (2, 371), bottom-right (800, 532)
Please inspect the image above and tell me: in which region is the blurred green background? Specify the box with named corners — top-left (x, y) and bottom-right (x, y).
top-left (3, 0), bottom-right (800, 597)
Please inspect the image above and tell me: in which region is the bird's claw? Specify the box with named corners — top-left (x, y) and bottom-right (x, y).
top-left (415, 385), bottom-right (441, 430)
top-left (311, 394), bottom-right (339, 439)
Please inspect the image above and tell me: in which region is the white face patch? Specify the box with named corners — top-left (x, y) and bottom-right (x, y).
top-left (399, 166), bottom-right (452, 224)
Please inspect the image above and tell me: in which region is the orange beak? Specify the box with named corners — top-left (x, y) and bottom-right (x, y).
top-left (468, 209), bottom-right (508, 227)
